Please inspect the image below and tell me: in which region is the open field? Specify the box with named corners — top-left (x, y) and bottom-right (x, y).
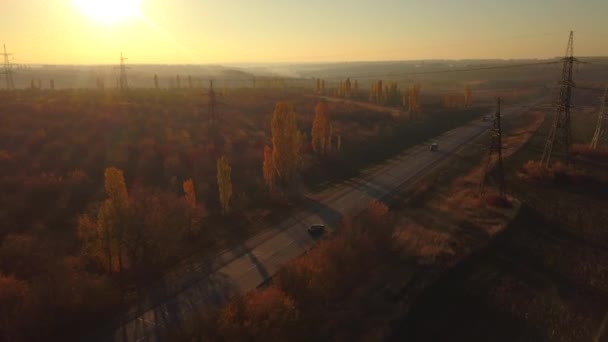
top-left (389, 87), bottom-right (608, 342)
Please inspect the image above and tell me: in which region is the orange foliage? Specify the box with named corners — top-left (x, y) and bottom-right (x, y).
top-left (311, 101), bottom-right (332, 155)
top-left (271, 102), bottom-right (302, 185)
top-left (183, 178), bottom-right (196, 208)
top-left (263, 145), bottom-right (275, 191)
top-left (219, 286), bottom-right (299, 341)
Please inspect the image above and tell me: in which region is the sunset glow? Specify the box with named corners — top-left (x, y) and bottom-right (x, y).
top-left (73, 0), bottom-right (142, 25)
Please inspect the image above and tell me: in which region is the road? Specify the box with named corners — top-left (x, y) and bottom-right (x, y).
top-left (103, 104), bottom-right (534, 342)
top-left (312, 95), bottom-right (407, 117)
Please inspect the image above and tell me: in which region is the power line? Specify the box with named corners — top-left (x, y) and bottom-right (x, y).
top-left (541, 31), bottom-right (580, 166)
top-left (1, 44), bottom-right (15, 90)
top-left (590, 85), bottom-right (608, 149)
top-left (117, 52), bottom-right (129, 90)
top-left (208, 80), bottom-right (217, 124)
top-left (480, 97), bottom-right (505, 198)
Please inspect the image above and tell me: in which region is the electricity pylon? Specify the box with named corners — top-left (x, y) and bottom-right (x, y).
top-left (1, 44), bottom-right (15, 90)
top-left (590, 85), bottom-right (608, 149)
top-left (118, 52), bottom-right (129, 90)
top-left (208, 80), bottom-right (217, 124)
top-left (480, 97), bottom-right (505, 198)
top-left (541, 31), bottom-right (579, 166)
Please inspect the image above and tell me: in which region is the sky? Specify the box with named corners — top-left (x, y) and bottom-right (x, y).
top-left (2, 0), bottom-right (608, 64)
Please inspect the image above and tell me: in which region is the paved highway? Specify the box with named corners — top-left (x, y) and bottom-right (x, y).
top-left (104, 104), bottom-right (531, 342)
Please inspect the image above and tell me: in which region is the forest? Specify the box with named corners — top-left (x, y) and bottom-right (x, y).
top-left (0, 83), bottom-right (484, 341)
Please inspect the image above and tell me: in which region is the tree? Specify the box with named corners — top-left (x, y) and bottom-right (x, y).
top-left (176, 75), bottom-right (181, 89)
top-left (217, 156), bottom-right (232, 214)
top-left (263, 145), bottom-right (275, 191)
top-left (50, 79), bottom-right (55, 90)
top-left (464, 85), bottom-right (473, 107)
top-left (408, 82), bottom-right (422, 115)
top-left (271, 102), bottom-right (302, 185)
top-left (188, 75), bottom-right (193, 89)
top-left (353, 80), bottom-right (359, 98)
top-left (219, 286), bottom-right (299, 341)
top-left (96, 167), bottom-right (129, 273)
top-left (183, 179), bottom-right (196, 208)
top-left (154, 74), bottom-right (159, 89)
top-left (311, 101), bottom-right (332, 155)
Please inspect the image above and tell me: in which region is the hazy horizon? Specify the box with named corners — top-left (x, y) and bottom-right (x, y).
top-left (2, 1), bottom-right (608, 64)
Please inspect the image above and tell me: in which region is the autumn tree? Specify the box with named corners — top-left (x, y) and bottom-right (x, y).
top-left (271, 102), bottom-right (302, 186)
top-left (217, 156), bottom-right (233, 214)
top-left (77, 167), bottom-right (130, 274)
top-left (263, 145), bottom-right (275, 191)
top-left (182, 178), bottom-right (203, 234)
top-left (98, 167), bottom-right (130, 274)
top-left (311, 101), bottom-right (332, 155)
top-left (408, 82), bottom-right (422, 116)
top-left (219, 286), bottom-right (299, 341)
top-left (183, 179), bottom-right (196, 208)
top-left (464, 85), bottom-right (473, 107)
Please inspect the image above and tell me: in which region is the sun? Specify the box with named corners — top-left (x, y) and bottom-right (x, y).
top-left (73, 0), bottom-right (142, 25)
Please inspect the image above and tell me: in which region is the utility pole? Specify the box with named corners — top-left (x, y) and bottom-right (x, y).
top-left (208, 80), bottom-right (217, 124)
top-left (1, 44), bottom-right (15, 90)
top-left (118, 52), bottom-right (129, 90)
top-left (541, 31), bottom-right (578, 166)
top-left (480, 97), bottom-right (505, 198)
top-left (590, 85), bottom-right (608, 149)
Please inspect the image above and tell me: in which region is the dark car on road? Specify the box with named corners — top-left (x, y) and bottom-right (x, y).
top-left (308, 224), bottom-right (326, 237)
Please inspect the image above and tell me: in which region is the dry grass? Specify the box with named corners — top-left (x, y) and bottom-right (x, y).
top-left (518, 160), bottom-right (583, 184)
top-left (571, 143), bottom-right (608, 161)
top-left (394, 222), bottom-right (455, 265)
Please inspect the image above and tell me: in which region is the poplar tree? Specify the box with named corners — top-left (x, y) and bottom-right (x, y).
top-left (464, 85), bottom-right (473, 107)
top-left (271, 102), bottom-right (302, 185)
top-left (217, 156), bottom-right (232, 214)
top-left (311, 101), bottom-right (331, 155)
top-left (263, 145), bottom-right (275, 191)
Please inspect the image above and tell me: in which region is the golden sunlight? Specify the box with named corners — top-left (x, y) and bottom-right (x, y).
top-left (73, 0), bottom-right (142, 25)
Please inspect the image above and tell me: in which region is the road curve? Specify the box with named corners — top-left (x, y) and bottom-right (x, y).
top-left (103, 107), bottom-right (524, 342)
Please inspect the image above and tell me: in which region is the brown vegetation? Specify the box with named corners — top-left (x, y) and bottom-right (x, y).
top-left (177, 201), bottom-right (395, 341)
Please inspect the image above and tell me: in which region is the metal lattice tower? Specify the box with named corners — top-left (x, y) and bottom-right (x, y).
top-left (2, 44), bottom-right (15, 90)
top-left (480, 97), bottom-right (505, 198)
top-left (541, 31), bottom-right (577, 166)
top-left (590, 85), bottom-right (608, 149)
top-left (119, 52), bottom-right (129, 90)
top-left (208, 80), bottom-right (217, 124)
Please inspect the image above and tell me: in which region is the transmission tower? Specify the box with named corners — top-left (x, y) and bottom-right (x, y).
top-left (541, 31), bottom-right (578, 166)
top-left (590, 85), bottom-right (608, 149)
top-left (480, 97), bottom-right (505, 198)
top-left (118, 52), bottom-right (129, 90)
top-left (208, 80), bottom-right (217, 124)
top-left (1, 44), bottom-right (15, 90)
